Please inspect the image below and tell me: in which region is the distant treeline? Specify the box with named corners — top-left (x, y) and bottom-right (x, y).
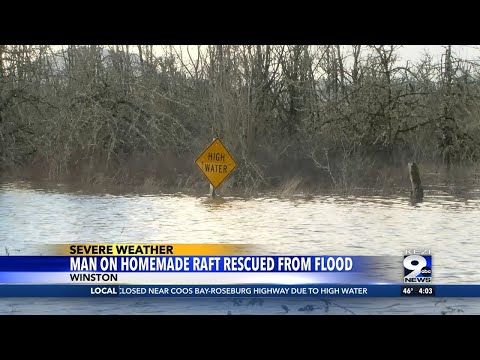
top-left (1, 45), bottom-right (480, 192)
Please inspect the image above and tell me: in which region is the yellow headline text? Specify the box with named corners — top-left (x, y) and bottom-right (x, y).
top-left (50, 244), bottom-right (252, 256)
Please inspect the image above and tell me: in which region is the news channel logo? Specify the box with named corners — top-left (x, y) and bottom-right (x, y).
top-left (403, 250), bottom-right (432, 283)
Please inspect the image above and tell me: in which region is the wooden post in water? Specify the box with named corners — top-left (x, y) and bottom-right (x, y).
top-left (408, 162), bottom-right (424, 202)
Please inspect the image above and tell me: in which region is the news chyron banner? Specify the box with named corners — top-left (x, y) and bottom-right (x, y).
top-left (0, 244), bottom-right (477, 297)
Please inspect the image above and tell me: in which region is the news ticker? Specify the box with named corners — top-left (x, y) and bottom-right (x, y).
top-left (0, 284), bottom-right (480, 297)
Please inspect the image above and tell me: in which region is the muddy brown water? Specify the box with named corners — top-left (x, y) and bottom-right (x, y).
top-left (1, 181), bottom-right (479, 314)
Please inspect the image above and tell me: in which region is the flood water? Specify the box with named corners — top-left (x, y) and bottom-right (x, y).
top-left (1, 181), bottom-right (480, 315)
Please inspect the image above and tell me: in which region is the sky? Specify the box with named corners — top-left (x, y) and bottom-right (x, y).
top-left (168, 45), bottom-right (480, 63)
top-left (49, 45), bottom-right (480, 62)
top-left (170, 45), bottom-right (480, 67)
top-left (46, 45), bottom-right (480, 69)
top-left (398, 45), bottom-right (480, 63)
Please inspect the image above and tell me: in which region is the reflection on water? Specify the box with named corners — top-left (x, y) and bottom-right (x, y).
top-left (1, 181), bottom-right (480, 314)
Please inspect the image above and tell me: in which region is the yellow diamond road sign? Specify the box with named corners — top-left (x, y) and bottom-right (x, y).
top-left (195, 138), bottom-right (237, 189)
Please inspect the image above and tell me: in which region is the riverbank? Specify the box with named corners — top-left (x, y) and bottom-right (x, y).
top-left (2, 160), bottom-right (480, 200)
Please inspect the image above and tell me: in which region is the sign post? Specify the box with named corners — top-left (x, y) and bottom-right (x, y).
top-left (195, 138), bottom-right (237, 198)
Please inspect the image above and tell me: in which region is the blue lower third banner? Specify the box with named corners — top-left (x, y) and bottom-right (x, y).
top-left (0, 284), bottom-right (479, 297)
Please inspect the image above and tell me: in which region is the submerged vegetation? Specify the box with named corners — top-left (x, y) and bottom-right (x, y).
top-left (1, 45), bottom-right (480, 195)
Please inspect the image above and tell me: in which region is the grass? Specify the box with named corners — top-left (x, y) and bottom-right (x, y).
top-left (278, 176), bottom-right (303, 197)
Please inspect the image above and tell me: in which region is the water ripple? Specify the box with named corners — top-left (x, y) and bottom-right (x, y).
top-left (2, 181), bottom-right (480, 314)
